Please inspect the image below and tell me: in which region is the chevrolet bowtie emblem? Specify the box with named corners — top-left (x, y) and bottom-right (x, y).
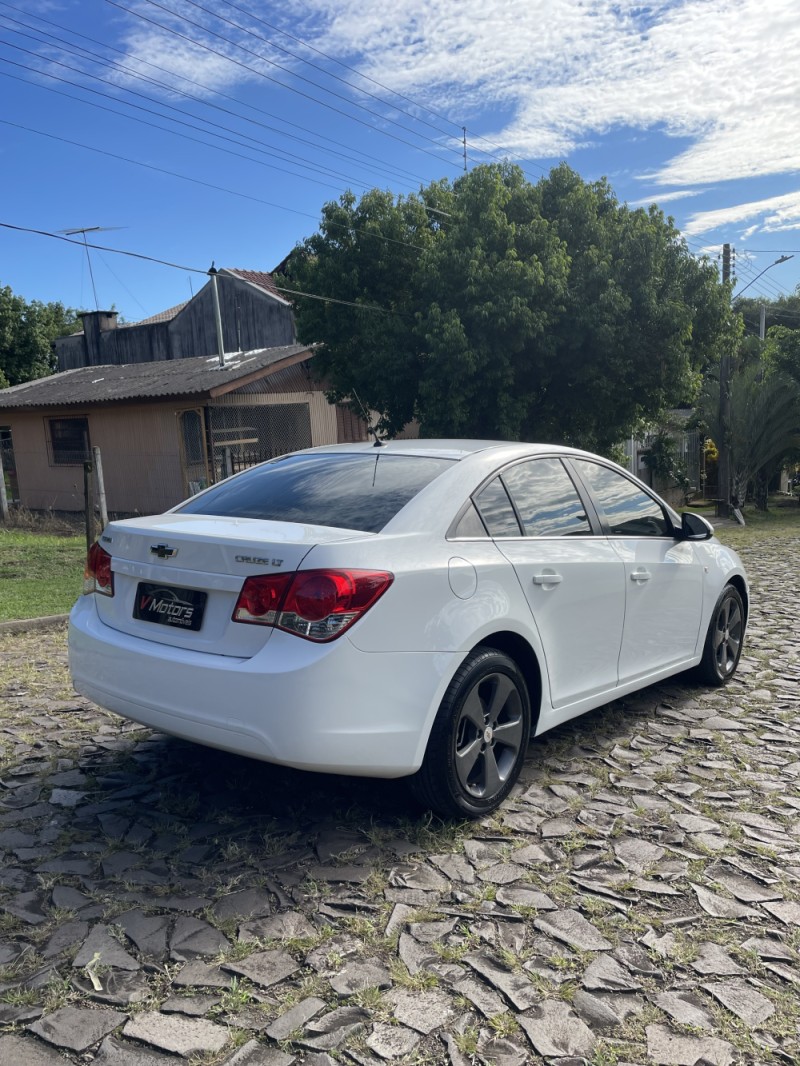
top-left (150, 543), bottom-right (178, 559)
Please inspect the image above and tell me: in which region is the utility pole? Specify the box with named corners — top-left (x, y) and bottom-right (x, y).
top-left (717, 243), bottom-right (732, 517)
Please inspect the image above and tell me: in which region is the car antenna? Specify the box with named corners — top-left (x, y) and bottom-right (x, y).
top-left (351, 389), bottom-right (386, 447)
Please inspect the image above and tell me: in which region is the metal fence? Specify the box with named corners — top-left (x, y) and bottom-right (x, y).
top-left (208, 402), bottom-right (312, 481)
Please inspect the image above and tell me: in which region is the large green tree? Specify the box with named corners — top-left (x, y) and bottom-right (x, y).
top-left (281, 163), bottom-right (731, 452)
top-left (0, 285), bottom-right (80, 388)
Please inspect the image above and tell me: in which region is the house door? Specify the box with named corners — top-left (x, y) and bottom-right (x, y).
top-left (177, 409), bottom-right (211, 498)
top-left (0, 427), bottom-right (18, 503)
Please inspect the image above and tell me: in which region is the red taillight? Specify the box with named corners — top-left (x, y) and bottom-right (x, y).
top-left (232, 569), bottom-right (393, 641)
top-left (231, 573), bottom-right (292, 624)
top-left (84, 542), bottom-right (114, 597)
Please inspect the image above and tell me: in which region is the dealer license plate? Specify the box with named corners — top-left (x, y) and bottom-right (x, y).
top-left (134, 583), bottom-right (207, 631)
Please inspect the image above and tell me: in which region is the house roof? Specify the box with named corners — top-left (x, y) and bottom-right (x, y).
top-left (221, 267), bottom-right (282, 299)
top-left (127, 301), bottom-right (189, 327)
top-left (0, 345), bottom-right (313, 409)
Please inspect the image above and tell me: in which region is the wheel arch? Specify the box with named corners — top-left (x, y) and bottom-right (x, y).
top-left (472, 630), bottom-right (543, 734)
top-left (726, 574), bottom-right (749, 627)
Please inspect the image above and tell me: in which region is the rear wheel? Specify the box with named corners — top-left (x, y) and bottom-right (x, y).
top-left (696, 584), bottom-right (745, 686)
top-left (409, 648), bottom-right (531, 819)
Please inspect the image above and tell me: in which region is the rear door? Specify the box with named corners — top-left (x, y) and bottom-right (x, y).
top-left (569, 459), bottom-right (704, 682)
top-left (475, 457), bottom-right (626, 711)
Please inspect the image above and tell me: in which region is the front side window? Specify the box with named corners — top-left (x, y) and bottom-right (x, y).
top-left (502, 458), bottom-right (591, 537)
top-left (48, 417), bottom-right (90, 466)
top-left (573, 460), bottom-right (670, 537)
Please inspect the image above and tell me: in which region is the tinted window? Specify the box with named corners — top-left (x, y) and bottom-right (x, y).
top-left (178, 453), bottom-right (454, 533)
top-left (452, 500), bottom-right (489, 538)
top-left (573, 460), bottom-right (670, 537)
top-left (474, 478), bottom-right (521, 537)
top-left (502, 458), bottom-right (591, 536)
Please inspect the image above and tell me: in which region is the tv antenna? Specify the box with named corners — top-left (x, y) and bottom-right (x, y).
top-left (58, 226), bottom-right (125, 310)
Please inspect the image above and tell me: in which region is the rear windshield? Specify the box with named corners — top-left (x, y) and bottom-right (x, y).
top-left (177, 452), bottom-right (456, 533)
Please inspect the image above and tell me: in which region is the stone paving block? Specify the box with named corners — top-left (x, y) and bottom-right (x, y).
top-left (0, 1034), bottom-right (70, 1066)
top-left (533, 908), bottom-right (612, 950)
top-left (385, 987), bottom-right (457, 1034)
top-left (266, 996), bottom-right (326, 1041)
top-left (170, 915), bottom-right (231, 960)
top-left (517, 1000), bottom-right (595, 1058)
top-left (123, 1011), bottom-right (229, 1055)
top-left (220, 1038), bottom-right (295, 1065)
top-left (366, 1022), bottom-right (421, 1059)
top-left (702, 978), bottom-right (776, 1026)
top-left (27, 1005), bottom-right (127, 1051)
top-left (94, 1035), bottom-right (178, 1065)
top-left (645, 1023), bottom-right (735, 1066)
top-left (223, 949), bottom-right (300, 988)
top-left (72, 924), bottom-right (140, 971)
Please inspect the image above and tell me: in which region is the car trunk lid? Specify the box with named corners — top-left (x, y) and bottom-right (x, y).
top-left (93, 514), bottom-right (365, 657)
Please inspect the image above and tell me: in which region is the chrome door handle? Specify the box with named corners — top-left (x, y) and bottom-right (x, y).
top-left (630, 569), bottom-right (652, 582)
top-left (532, 572), bottom-right (563, 585)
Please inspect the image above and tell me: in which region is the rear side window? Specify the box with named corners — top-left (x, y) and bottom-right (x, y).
top-left (177, 452), bottom-right (455, 533)
top-left (474, 478), bottom-right (521, 537)
top-left (502, 458), bottom-right (591, 536)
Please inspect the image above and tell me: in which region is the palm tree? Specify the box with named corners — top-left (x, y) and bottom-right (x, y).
top-left (699, 361), bottom-right (800, 509)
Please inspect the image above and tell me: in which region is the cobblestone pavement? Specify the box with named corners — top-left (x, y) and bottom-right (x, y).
top-left (0, 530), bottom-right (799, 1066)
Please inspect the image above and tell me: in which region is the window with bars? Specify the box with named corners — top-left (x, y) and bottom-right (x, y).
top-left (47, 417), bottom-right (91, 466)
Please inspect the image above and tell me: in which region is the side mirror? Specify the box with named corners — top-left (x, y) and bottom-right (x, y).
top-left (680, 512), bottom-right (714, 540)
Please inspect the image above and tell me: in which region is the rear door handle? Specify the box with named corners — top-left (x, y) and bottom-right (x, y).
top-left (532, 572), bottom-right (563, 585)
top-left (630, 569), bottom-right (652, 582)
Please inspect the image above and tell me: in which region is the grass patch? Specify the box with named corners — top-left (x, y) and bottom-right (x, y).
top-left (0, 528), bottom-right (85, 621)
top-left (713, 502), bottom-right (800, 551)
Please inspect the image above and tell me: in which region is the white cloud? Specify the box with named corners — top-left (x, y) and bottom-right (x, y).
top-left (103, 0), bottom-right (800, 216)
top-left (293, 0), bottom-right (800, 187)
top-left (684, 189), bottom-right (800, 235)
top-left (629, 189), bottom-right (702, 206)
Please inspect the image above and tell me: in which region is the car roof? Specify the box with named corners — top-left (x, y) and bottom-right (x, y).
top-left (299, 439), bottom-right (587, 462)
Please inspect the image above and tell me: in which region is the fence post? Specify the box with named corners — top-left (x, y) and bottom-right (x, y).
top-left (83, 459), bottom-right (95, 552)
top-left (0, 446), bottom-right (9, 524)
top-left (93, 446), bottom-right (109, 530)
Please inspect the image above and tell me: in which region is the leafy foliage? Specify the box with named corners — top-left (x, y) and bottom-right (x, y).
top-left (281, 163), bottom-right (732, 451)
top-left (0, 285), bottom-right (80, 387)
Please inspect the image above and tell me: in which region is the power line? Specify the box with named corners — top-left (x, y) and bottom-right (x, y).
top-left (178, 0), bottom-right (550, 179)
top-left (214, 0), bottom-right (547, 179)
top-left (0, 120), bottom-right (428, 254)
top-left (217, 0), bottom-right (461, 134)
top-left (0, 45), bottom-right (394, 193)
top-left (106, 0), bottom-right (464, 169)
top-left (0, 221), bottom-right (405, 317)
top-left (182, 0), bottom-right (456, 143)
top-left (0, 3), bottom-right (429, 189)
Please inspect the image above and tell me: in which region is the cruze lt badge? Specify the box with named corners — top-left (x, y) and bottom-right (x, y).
top-left (235, 554), bottom-right (284, 567)
top-left (150, 544), bottom-right (178, 559)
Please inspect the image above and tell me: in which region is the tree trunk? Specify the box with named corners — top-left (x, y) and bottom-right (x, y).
top-left (754, 467), bottom-right (769, 511)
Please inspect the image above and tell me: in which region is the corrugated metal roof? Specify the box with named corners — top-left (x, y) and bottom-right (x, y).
top-left (0, 346), bottom-right (313, 409)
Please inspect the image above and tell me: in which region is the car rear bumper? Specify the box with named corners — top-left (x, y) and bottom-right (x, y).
top-left (69, 597), bottom-right (457, 778)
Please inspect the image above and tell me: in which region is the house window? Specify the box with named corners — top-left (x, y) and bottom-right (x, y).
top-left (47, 417), bottom-right (91, 466)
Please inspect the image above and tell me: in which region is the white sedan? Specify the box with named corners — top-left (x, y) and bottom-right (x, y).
top-left (69, 440), bottom-right (748, 818)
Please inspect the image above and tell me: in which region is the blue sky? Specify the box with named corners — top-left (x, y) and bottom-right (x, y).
top-left (2, 0), bottom-right (800, 323)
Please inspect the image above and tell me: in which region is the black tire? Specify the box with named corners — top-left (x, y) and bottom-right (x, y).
top-left (409, 648), bottom-right (531, 819)
top-left (696, 584), bottom-right (745, 686)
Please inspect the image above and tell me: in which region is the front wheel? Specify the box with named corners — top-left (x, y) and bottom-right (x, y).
top-left (409, 648), bottom-right (531, 819)
top-left (696, 584), bottom-right (745, 686)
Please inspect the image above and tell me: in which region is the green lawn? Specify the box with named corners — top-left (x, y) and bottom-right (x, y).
top-left (0, 529), bottom-right (85, 622)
